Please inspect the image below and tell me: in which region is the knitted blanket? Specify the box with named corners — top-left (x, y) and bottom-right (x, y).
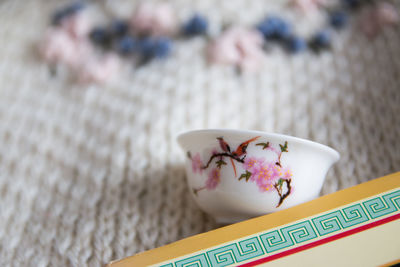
top-left (0, 0), bottom-right (399, 266)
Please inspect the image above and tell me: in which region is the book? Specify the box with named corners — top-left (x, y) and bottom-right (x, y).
top-left (108, 172), bottom-right (400, 267)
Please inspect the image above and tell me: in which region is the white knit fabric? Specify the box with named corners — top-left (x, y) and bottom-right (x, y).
top-left (0, 0), bottom-right (399, 266)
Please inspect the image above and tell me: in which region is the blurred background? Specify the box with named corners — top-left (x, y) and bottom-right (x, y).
top-left (0, 0), bottom-right (399, 266)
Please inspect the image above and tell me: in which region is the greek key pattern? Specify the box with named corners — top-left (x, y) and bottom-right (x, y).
top-left (259, 221), bottom-right (317, 253)
top-left (312, 204), bottom-right (369, 236)
top-left (363, 190), bottom-right (400, 219)
top-left (207, 237), bottom-right (264, 266)
top-left (157, 189), bottom-right (399, 267)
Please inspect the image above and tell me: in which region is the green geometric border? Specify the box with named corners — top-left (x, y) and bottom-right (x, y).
top-left (259, 220), bottom-right (317, 253)
top-left (206, 237), bottom-right (264, 266)
top-left (312, 204), bottom-right (369, 236)
top-left (157, 189), bottom-right (400, 267)
top-left (363, 190), bottom-right (400, 219)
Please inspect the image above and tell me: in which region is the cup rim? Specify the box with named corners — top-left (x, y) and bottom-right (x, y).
top-left (177, 128), bottom-right (340, 161)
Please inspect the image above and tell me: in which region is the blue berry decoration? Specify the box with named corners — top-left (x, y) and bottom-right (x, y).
top-left (138, 38), bottom-right (156, 59)
top-left (138, 37), bottom-right (172, 62)
top-left (90, 27), bottom-right (111, 47)
top-left (183, 14), bottom-right (208, 36)
top-left (153, 38), bottom-right (172, 58)
top-left (315, 31), bottom-right (331, 46)
top-left (256, 16), bottom-right (292, 40)
top-left (285, 35), bottom-right (307, 53)
top-left (116, 36), bottom-right (137, 55)
top-left (330, 11), bottom-right (348, 29)
top-left (309, 30), bottom-right (332, 52)
top-left (52, 2), bottom-right (85, 25)
top-left (110, 19), bottom-right (129, 37)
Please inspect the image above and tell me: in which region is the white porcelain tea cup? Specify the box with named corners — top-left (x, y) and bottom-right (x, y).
top-left (177, 129), bottom-right (340, 224)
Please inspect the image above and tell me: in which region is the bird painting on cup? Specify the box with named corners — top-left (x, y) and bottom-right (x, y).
top-left (217, 136), bottom-right (260, 177)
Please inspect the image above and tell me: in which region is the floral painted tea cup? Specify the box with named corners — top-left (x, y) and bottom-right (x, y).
top-left (177, 129), bottom-right (340, 224)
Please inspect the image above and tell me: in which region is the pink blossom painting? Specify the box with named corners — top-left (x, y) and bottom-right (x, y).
top-left (188, 137), bottom-right (293, 207)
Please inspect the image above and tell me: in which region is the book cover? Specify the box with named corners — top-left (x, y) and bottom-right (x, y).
top-left (109, 172), bottom-right (400, 267)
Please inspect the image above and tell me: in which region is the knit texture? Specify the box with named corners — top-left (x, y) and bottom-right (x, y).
top-left (0, 0), bottom-right (399, 266)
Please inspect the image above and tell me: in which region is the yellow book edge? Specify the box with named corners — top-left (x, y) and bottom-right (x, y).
top-left (109, 172), bottom-right (400, 266)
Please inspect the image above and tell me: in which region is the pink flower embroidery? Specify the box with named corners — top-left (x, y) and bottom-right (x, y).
top-left (244, 157), bottom-right (292, 192)
top-left (39, 28), bottom-right (87, 67)
top-left (376, 2), bottom-right (399, 26)
top-left (207, 27), bottom-right (265, 73)
top-left (61, 12), bottom-right (92, 38)
top-left (39, 9), bottom-right (92, 65)
top-left (39, 12), bottom-right (120, 84)
top-left (130, 3), bottom-right (177, 36)
top-left (360, 2), bottom-right (399, 39)
top-left (191, 153), bottom-right (203, 174)
top-left (206, 168), bottom-right (221, 190)
top-left (78, 53), bottom-right (121, 84)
